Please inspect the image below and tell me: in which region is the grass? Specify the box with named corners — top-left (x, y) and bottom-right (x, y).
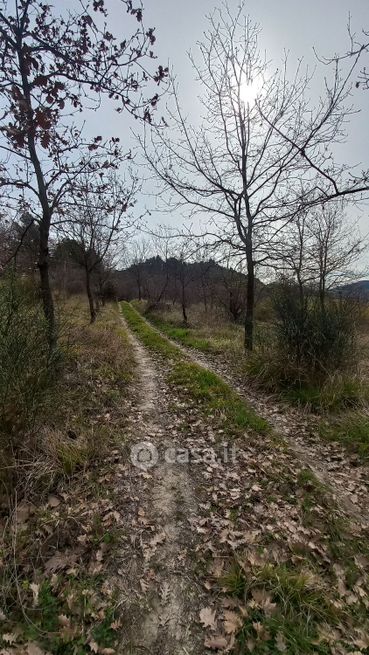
top-left (319, 411), bottom-right (369, 461)
top-left (144, 306), bottom-right (243, 355)
top-left (169, 360), bottom-right (269, 434)
top-left (121, 301), bottom-right (269, 435)
top-left (224, 562), bottom-right (338, 655)
top-left (281, 377), bottom-right (368, 412)
top-left (121, 301), bottom-right (181, 360)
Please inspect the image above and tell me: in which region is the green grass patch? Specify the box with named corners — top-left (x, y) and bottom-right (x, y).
top-left (319, 411), bottom-right (369, 461)
top-left (170, 360), bottom-right (269, 434)
top-left (146, 310), bottom-right (242, 355)
top-left (147, 314), bottom-right (214, 352)
top-left (281, 377), bottom-right (367, 412)
top-left (121, 302), bottom-right (181, 360)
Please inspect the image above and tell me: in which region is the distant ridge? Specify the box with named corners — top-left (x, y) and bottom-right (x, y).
top-left (335, 280), bottom-right (369, 298)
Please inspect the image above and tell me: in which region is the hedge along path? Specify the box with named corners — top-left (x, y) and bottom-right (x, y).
top-left (140, 306), bottom-right (369, 527)
top-left (120, 302), bottom-right (369, 654)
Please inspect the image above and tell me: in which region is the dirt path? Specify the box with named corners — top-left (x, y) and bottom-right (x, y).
top-left (143, 318), bottom-right (369, 527)
top-left (118, 315), bottom-right (205, 654)
top-left (117, 307), bottom-right (369, 653)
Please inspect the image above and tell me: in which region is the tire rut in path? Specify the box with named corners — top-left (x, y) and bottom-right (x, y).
top-left (120, 315), bottom-right (204, 655)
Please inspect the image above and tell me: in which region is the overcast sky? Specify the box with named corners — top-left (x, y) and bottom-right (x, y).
top-left (95, 0), bottom-right (369, 273)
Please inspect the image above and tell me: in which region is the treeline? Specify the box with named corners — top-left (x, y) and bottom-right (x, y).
top-left (115, 255), bottom-right (260, 323)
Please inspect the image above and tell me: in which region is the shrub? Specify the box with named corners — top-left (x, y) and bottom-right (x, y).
top-left (273, 284), bottom-right (357, 384)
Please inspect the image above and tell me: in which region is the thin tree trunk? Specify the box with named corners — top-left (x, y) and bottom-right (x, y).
top-left (85, 268), bottom-right (96, 323)
top-left (17, 35), bottom-right (56, 352)
top-left (319, 280), bottom-right (326, 312)
top-left (38, 224), bottom-right (56, 351)
top-left (181, 281), bottom-right (188, 324)
top-left (181, 300), bottom-right (188, 324)
top-left (244, 247), bottom-right (254, 351)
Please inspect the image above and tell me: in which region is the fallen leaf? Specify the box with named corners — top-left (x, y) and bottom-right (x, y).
top-left (223, 610), bottom-right (242, 635)
top-left (199, 607), bottom-right (217, 629)
top-left (30, 582), bottom-right (39, 606)
top-left (44, 552), bottom-right (77, 573)
top-left (27, 643), bottom-right (45, 655)
top-left (204, 635), bottom-right (228, 650)
top-left (275, 632), bottom-right (287, 652)
top-left (149, 531), bottom-right (166, 549)
top-left (58, 614), bottom-right (70, 627)
top-left (47, 495), bottom-right (61, 508)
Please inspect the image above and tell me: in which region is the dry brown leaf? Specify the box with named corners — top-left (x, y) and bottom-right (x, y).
top-left (275, 632), bottom-right (287, 652)
top-left (27, 643), bottom-right (46, 655)
top-left (149, 531), bottom-right (166, 549)
top-left (199, 607), bottom-right (217, 629)
top-left (204, 635), bottom-right (228, 650)
top-left (30, 582), bottom-right (39, 606)
top-left (47, 495), bottom-right (61, 508)
top-left (58, 615), bottom-right (70, 627)
top-left (44, 552), bottom-right (77, 573)
top-left (223, 610), bottom-right (242, 635)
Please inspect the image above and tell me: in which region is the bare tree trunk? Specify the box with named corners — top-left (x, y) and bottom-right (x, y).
top-left (181, 280), bottom-right (188, 324)
top-left (17, 31), bottom-right (58, 353)
top-left (85, 268), bottom-right (96, 323)
top-left (38, 217), bottom-right (56, 351)
top-left (181, 299), bottom-right (188, 324)
top-left (319, 280), bottom-right (326, 312)
top-left (244, 236), bottom-right (255, 351)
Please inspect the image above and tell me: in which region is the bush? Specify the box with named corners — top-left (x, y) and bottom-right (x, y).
top-left (273, 284), bottom-right (357, 383)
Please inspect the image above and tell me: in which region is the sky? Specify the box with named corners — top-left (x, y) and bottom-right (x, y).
top-left (92, 0), bottom-right (369, 273)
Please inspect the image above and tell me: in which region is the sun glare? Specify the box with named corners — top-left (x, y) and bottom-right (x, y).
top-left (240, 77), bottom-right (263, 106)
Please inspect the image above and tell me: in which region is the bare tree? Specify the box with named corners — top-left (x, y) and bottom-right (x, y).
top-left (141, 5), bottom-right (357, 350)
top-left (217, 250), bottom-right (247, 323)
top-left (308, 205), bottom-right (365, 308)
top-left (129, 238), bottom-right (152, 301)
top-left (0, 0), bottom-right (167, 349)
top-left (61, 170), bottom-right (137, 322)
top-left (272, 203), bottom-right (365, 308)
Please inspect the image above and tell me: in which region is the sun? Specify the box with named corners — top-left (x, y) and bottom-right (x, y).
top-left (239, 76), bottom-right (263, 106)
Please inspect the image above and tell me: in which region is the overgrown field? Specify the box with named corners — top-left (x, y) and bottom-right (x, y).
top-left (0, 299), bottom-right (135, 654)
